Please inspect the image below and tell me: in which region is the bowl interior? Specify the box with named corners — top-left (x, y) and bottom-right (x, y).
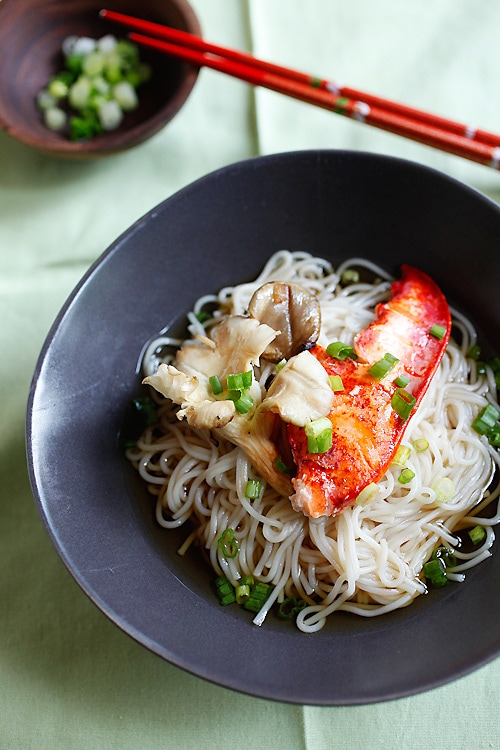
top-left (27, 151), bottom-right (500, 704)
top-left (0, 0), bottom-right (200, 157)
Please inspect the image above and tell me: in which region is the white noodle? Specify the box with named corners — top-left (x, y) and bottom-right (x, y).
top-left (127, 251), bottom-right (500, 632)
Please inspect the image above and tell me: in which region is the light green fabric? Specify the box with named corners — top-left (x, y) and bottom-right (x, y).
top-left (1, 1), bottom-right (499, 747)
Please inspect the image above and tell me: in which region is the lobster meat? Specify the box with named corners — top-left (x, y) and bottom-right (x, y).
top-left (287, 265), bottom-right (451, 518)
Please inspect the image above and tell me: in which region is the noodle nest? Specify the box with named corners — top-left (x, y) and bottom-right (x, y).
top-left (127, 251), bottom-right (500, 632)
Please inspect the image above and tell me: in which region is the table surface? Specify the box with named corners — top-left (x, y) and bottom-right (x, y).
top-left (2, 1), bottom-right (499, 748)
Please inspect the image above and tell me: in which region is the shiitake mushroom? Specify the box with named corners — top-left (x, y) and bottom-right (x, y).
top-left (248, 281), bottom-right (321, 362)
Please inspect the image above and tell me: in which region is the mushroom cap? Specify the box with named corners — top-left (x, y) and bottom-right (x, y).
top-left (248, 281), bottom-right (321, 362)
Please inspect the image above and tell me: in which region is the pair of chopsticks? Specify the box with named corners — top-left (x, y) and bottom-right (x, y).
top-left (100, 9), bottom-right (500, 171)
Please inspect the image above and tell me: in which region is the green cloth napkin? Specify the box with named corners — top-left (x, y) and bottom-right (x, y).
top-left (1, 1), bottom-right (499, 748)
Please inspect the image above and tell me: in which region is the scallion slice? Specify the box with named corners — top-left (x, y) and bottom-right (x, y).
top-left (234, 392), bottom-right (254, 414)
top-left (328, 374), bottom-right (344, 392)
top-left (468, 525), bottom-right (486, 545)
top-left (472, 403), bottom-right (500, 435)
top-left (432, 476), bottom-right (455, 503)
top-left (235, 575), bottom-right (254, 604)
top-left (243, 581), bottom-right (273, 612)
top-left (245, 479), bottom-right (263, 499)
top-left (304, 417), bottom-right (333, 454)
top-left (467, 344), bottom-right (481, 360)
top-left (398, 468), bottom-right (415, 484)
top-left (429, 323), bottom-right (447, 340)
top-left (209, 375), bottom-right (223, 395)
top-left (393, 373), bottom-right (410, 388)
top-left (368, 352), bottom-right (399, 380)
top-left (326, 341), bottom-right (357, 361)
top-left (195, 310), bottom-right (211, 323)
top-left (341, 268), bottom-right (360, 285)
top-left (217, 528), bottom-right (239, 558)
top-left (226, 370), bottom-right (252, 390)
top-left (431, 546), bottom-right (457, 568)
top-left (131, 396), bottom-right (157, 427)
top-left (392, 445), bottom-right (411, 466)
top-left (275, 456), bottom-right (293, 474)
top-left (413, 438), bottom-right (429, 452)
top-left (487, 424), bottom-right (500, 446)
top-left (355, 482), bottom-right (378, 506)
top-left (277, 596), bottom-right (307, 620)
top-left (391, 388), bottom-right (416, 421)
top-left (423, 558), bottom-right (448, 588)
top-left (215, 575), bottom-right (236, 605)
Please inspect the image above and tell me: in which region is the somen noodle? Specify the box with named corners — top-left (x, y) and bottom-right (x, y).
top-left (126, 251), bottom-right (500, 632)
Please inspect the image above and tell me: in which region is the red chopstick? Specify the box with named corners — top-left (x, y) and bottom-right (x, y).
top-left (100, 8), bottom-right (500, 170)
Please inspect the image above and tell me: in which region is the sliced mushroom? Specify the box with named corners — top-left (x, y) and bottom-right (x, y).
top-left (248, 281), bottom-right (321, 362)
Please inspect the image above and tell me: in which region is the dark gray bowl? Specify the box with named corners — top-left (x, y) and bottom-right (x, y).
top-left (26, 150), bottom-right (500, 705)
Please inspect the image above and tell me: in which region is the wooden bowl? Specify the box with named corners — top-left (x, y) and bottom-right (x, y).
top-left (0, 0), bottom-right (201, 158)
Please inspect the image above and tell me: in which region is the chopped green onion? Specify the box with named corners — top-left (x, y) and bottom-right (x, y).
top-left (423, 558), bottom-right (448, 588)
top-left (355, 482), bottom-right (379, 506)
top-left (217, 528), bottom-right (239, 558)
top-left (304, 417), bottom-right (333, 454)
top-left (226, 371), bottom-right (244, 390)
top-left (195, 310), bottom-right (211, 323)
top-left (47, 77), bottom-right (70, 99)
top-left (468, 525), bottom-right (486, 545)
top-left (215, 575), bottom-right (236, 605)
top-left (304, 417), bottom-right (332, 438)
top-left (277, 596), bottom-right (307, 620)
top-left (432, 476), bottom-right (455, 503)
top-left (245, 480), bottom-right (263, 499)
top-left (235, 576), bottom-right (254, 604)
top-left (36, 89), bottom-right (57, 110)
top-left (489, 355), bottom-right (500, 372)
top-left (413, 438), bottom-right (429, 452)
top-left (97, 98), bottom-right (123, 130)
top-left (112, 80), bottom-right (139, 111)
top-left (472, 403), bottom-right (500, 435)
top-left (467, 344), bottom-right (481, 361)
top-left (131, 396), bottom-right (157, 427)
top-left (326, 341), bottom-right (357, 361)
top-left (341, 268), bottom-right (360, 285)
top-left (209, 375), bottom-right (223, 395)
top-left (275, 456), bottom-right (293, 474)
top-left (398, 468), bottom-right (415, 484)
top-left (36, 35), bottom-right (151, 141)
top-left (328, 374), bottom-right (344, 392)
top-left (391, 388), bottom-right (416, 421)
top-left (243, 581), bottom-right (273, 612)
top-left (69, 112), bottom-right (101, 141)
top-left (431, 546), bottom-right (457, 568)
top-left (393, 373), bottom-right (410, 388)
top-left (368, 352), bottom-right (399, 380)
top-left (276, 358), bottom-right (287, 372)
top-left (429, 324), bottom-right (447, 340)
top-left (393, 444), bottom-right (411, 466)
top-left (65, 52), bottom-right (85, 75)
top-left (241, 370), bottom-right (253, 388)
top-left (43, 106), bottom-right (67, 131)
top-left (122, 439), bottom-right (137, 451)
top-left (234, 392), bottom-right (254, 414)
top-left (68, 76), bottom-right (92, 109)
top-left (487, 424), bottom-right (500, 446)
